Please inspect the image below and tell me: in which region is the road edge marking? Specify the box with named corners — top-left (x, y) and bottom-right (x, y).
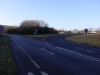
top-left (13, 40), bottom-right (40, 69)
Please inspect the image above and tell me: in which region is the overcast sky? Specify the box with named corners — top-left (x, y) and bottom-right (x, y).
top-left (0, 0), bottom-right (100, 30)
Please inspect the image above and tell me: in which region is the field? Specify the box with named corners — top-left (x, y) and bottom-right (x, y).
top-left (0, 35), bottom-right (17, 75)
top-left (67, 33), bottom-right (100, 48)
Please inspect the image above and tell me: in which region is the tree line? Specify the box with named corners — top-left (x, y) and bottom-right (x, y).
top-left (6, 20), bottom-right (58, 35)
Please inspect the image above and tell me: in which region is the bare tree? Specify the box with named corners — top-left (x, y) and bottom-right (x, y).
top-left (96, 28), bottom-right (100, 32)
top-left (20, 20), bottom-right (48, 28)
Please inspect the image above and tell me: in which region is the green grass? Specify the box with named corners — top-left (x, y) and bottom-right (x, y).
top-left (0, 36), bottom-right (17, 75)
top-left (67, 34), bottom-right (100, 48)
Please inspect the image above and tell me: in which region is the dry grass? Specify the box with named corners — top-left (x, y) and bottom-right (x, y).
top-left (67, 34), bottom-right (100, 48)
top-left (0, 36), bottom-right (17, 75)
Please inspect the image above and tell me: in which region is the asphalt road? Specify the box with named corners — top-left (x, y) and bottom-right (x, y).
top-left (10, 35), bottom-right (100, 75)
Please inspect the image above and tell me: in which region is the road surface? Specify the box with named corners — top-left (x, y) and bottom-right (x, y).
top-left (10, 35), bottom-right (100, 75)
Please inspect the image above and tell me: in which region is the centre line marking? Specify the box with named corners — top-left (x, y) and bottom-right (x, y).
top-left (41, 71), bottom-right (48, 75)
top-left (40, 48), bottom-right (47, 51)
top-left (45, 42), bottom-right (50, 45)
top-left (40, 48), bottom-right (55, 55)
top-left (28, 72), bottom-right (34, 75)
top-left (45, 51), bottom-right (55, 55)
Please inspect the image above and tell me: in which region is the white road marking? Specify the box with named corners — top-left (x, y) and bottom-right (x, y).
top-left (41, 71), bottom-right (48, 75)
top-left (31, 60), bottom-right (40, 69)
top-left (56, 47), bottom-right (63, 49)
top-left (41, 48), bottom-right (47, 51)
top-left (75, 47), bottom-right (96, 53)
top-left (87, 50), bottom-right (95, 53)
top-left (44, 42), bottom-right (51, 45)
top-left (45, 50), bottom-right (55, 55)
top-left (56, 47), bottom-right (100, 63)
top-left (28, 72), bottom-right (34, 75)
top-left (14, 41), bottom-right (40, 69)
top-left (40, 48), bottom-right (55, 55)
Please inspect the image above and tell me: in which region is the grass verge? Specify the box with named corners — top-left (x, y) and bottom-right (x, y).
top-left (0, 35), bottom-right (17, 75)
top-left (67, 34), bottom-right (100, 48)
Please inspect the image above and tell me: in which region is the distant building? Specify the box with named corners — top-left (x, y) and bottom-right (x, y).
top-left (58, 30), bottom-right (65, 34)
top-left (90, 31), bottom-right (96, 34)
top-left (0, 25), bottom-right (17, 32)
top-left (0, 25), bottom-right (4, 33)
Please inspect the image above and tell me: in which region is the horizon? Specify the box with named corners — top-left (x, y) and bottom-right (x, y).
top-left (0, 0), bottom-right (100, 30)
